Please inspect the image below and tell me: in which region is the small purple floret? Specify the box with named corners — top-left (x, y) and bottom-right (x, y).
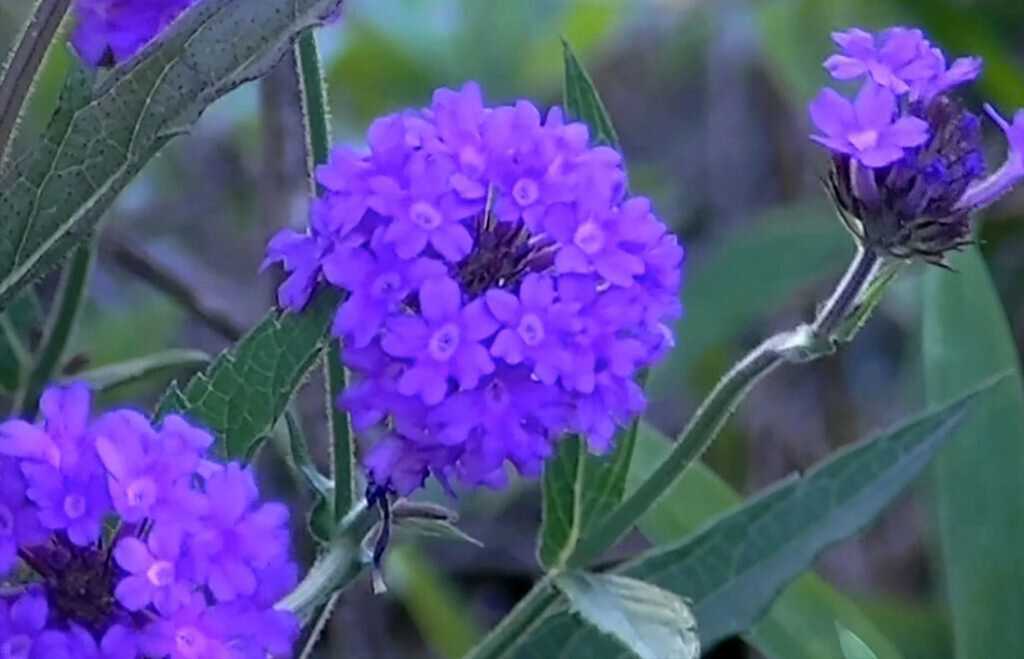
top-left (809, 83), bottom-right (929, 168)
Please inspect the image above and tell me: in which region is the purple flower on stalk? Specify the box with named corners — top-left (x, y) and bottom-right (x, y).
top-left (114, 526), bottom-right (192, 615)
top-left (812, 26), bottom-right (1024, 264)
top-left (382, 277), bottom-right (499, 404)
top-left (265, 82), bottom-right (683, 498)
top-left (809, 82), bottom-right (930, 168)
top-left (824, 27), bottom-right (940, 93)
top-left (72, 0), bottom-right (197, 67)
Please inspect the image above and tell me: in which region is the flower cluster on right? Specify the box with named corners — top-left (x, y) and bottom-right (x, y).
top-left (809, 27), bottom-right (1024, 263)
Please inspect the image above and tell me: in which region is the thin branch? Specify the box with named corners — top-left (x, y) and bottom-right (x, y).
top-left (0, 0), bottom-right (74, 170)
top-left (101, 236), bottom-right (245, 342)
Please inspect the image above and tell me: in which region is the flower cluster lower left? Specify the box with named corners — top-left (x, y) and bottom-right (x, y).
top-left (0, 383), bottom-right (299, 658)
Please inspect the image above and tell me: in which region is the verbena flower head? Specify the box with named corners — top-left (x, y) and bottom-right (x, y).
top-left (0, 384), bottom-right (299, 658)
top-left (71, 0), bottom-right (198, 67)
top-left (810, 26), bottom-right (1024, 264)
top-left (265, 82), bottom-right (684, 496)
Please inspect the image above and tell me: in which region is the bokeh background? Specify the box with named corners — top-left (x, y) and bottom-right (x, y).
top-left (2, 0), bottom-right (1023, 657)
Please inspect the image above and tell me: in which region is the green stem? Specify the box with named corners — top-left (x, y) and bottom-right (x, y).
top-left (294, 30), bottom-right (357, 519)
top-left (277, 501), bottom-right (374, 623)
top-left (0, 0), bottom-right (73, 171)
top-left (16, 242), bottom-right (92, 417)
top-left (811, 246), bottom-right (879, 339)
top-left (295, 31), bottom-right (331, 185)
top-left (462, 576), bottom-right (560, 659)
top-left (572, 246), bottom-right (882, 565)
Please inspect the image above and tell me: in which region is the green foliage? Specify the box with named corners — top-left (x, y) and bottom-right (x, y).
top-left (922, 247), bottom-right (1024, 658)
top-left (632, 425), bottom-right (905, 659)
top-left (839, 626), bottom-right (881, 659)
top-left (556, 572), bottom-right (699, 659)
top-left (508, 383), bottom-right (988, 657)
top-left (0, 0), bottom-right (344, 312)
top-left (156, 288), bottom-right (340, 459)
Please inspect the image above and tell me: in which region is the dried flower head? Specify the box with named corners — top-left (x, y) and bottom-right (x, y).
top-left (0, 383), bottom-right (299, 658)
top-left (265, 82), bottom-right (684, 497)
top-left (810, 26), bottom-right (1024, 264)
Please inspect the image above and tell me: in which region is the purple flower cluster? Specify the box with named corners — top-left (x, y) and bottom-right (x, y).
top-left (809, 27), bottom-right (1024, 262)
top-left (71, 0), bottom-right (198, 67)
top-left (0, 383), bottom-right (298, 658)
top-left (265, 83), bottom-right (683, 496)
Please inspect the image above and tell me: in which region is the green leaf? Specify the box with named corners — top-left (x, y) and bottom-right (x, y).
top-left (556, 572), bottom-right (699, 659)
top-left (839, 625), bottom-right (880, 659)
top-left (922, 246), bottom-right (1024, 658)
top-left (509, 382), bottom-right (991, 657)
top-left (632, 424), bottom-right (905, 659)
top-left (561, 40), bottom-right (619, 147)
top-left (67, 348), bottom-right (209, 392)
top-left (649, 203), bottom-right (852, 401)
top-left (0, 0), bottom-right (344, 311)
top-left (536, 38), bottom-right (636, 571)
top-left (156, 288), bottom-right (339, 459)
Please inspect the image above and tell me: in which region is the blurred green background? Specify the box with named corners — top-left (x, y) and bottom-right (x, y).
top-left (2, 0), bottom-right (1023, 657)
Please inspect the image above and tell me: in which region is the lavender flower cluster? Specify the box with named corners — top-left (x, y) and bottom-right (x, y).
top-left (71, 0), bottom-right (197, 67)
top-left (809, 27), bottom-right (1024, 261)
top-left (0, 384), bottom-right (298, 658)
top-left (265, 83), bottom-right (684, 496)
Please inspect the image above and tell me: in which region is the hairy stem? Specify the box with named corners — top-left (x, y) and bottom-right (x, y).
top-left (576, 246), bottom-right (882, 565)
top-left (0, 0), bottom-right (73, 171)
top-left (294, 31), bottom-right (357, 520)
top-left (276, 501), bottom-right (373, 623)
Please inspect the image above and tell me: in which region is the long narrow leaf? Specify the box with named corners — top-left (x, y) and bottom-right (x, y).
top-left (922, 246), bottom-right (1024, 658)
top-left (507, 381), bottom-right (992, 657)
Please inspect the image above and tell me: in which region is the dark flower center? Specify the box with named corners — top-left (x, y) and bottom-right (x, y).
top-left (828, 94), bottom-right (984, 263)
top-left (456, 211), bottom-right (554, 297)
top-left (43, 542), bottom-right (119, 635)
